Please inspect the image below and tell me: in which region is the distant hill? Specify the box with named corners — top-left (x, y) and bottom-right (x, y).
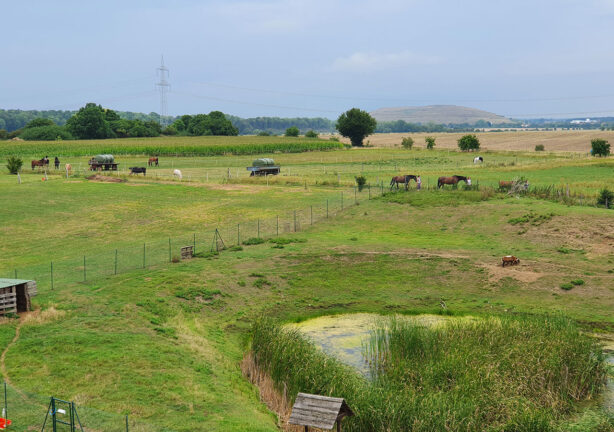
top-left (370, 105), bottom-right (512, 125)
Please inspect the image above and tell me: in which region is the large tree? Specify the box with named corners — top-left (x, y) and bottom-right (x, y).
top-left (336, 108), bottom-right (376, 147)
top-left (66, 103), bottom-right (114, 139)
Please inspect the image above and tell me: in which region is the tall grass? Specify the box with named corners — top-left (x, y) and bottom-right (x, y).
top-left (249, 314), bottom-right (608, 432)
top-left (0, 136), bottom-right (343, 157)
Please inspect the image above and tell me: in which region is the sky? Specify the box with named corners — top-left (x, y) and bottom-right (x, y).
top-left (3, 0), bottom-right (614, 119)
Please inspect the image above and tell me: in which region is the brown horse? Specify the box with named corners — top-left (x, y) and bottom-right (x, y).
top-left (499, 180), bottom-right (513, 189)
top-left (390, 175), bottom-right (418, 190)
top-left (148, 157), bottom-right (159, 166)
top-left (31, 158), bottom-right (49, 170)
top-left (437, 175), bottom-right (471, 188)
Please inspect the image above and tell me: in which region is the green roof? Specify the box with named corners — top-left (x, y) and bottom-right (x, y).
top-left (0, 279), bottom-right (33, 289)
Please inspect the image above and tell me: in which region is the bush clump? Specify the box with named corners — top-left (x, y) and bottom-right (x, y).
top-left (597, 188), bottom-right (614, 208)
top-left (401, 137), bottom-right (414, 149)
top-left (355, 175), bottom-right (367, 192)
top-left (457, 134), bottom-right (480, 151)
top-left (305, 130), bottom-right (318, 138)
top-left (6, 156), bottom-right (23, 174)
top-left (535, 144), bottom-right (545, 151)
top-left (243, 237), bottom-right (265, 246)
top-left (425, 136), bottom-right (436, 149)
top-left (591, 138), bottom-right (610, 157)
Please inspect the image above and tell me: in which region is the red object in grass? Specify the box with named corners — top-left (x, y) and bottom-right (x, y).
top-left (0, 418), bottom-right (12, 429)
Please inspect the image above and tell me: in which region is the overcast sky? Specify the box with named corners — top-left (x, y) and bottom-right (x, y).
top-left (3, 0), bottom-right (614, 119)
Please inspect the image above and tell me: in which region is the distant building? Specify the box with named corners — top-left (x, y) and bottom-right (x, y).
top-left (570, 118), bottom-right (596, 124)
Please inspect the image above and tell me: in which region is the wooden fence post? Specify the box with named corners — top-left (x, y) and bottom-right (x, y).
top-left (51, 262), bottom-right (54, 290)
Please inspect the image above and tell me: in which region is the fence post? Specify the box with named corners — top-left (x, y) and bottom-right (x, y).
top-left (294, 211), bottom-right (297, 232)
top-left (168, 238), bottom-right (171, 262)
top-left (14, 269), bottom-right (16, 279)
top-left (257, 219), bottom-right (260, 238)
top-left (354, 186), bottom-right (357, 204)
top-left (310, 205), bottom-right (313, 225)
top-left (341, 192), bottom-right (344, 210)
top-left (193, 233), bottom-right (196, 253)
top-left (83, 256), bottom-right (86, 282)
top-left (4, 381), bottom-right (7, 422)
top-left (126, 415), bottom-right (129, 432)
top-left (114, 250), bottom-right (118, 275)
top-left (143, 243), bottom-right (146, 269)
top-left (276, 216), bottom-right (279, 237)
top-left (51, 262), bottom-right (54, 290)
top-left (237, 224), bottom-right (240, 245)
top-left (326, 199), bottom-right (329, 218)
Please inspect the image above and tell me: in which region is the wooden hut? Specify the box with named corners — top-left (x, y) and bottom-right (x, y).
top-left (0, 279), bottom-right (37, 315)
top-left (289, 393), bottom-right (354, 431)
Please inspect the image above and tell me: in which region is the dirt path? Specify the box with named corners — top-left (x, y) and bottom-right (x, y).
top-left (0, 315), bottom-right (27, 385)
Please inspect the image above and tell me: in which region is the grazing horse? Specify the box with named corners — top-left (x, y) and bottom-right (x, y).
top-left (173, 169), bottom-right (182, 179)
top-left (31, 158), bottom-right (49, 170)
top-left (473, 156), bottom-right (483, 164)
top-left (437, 175), bottom-right (471, 188)
top-left (148, 157), bottom-right (159, 166)
top-left (129, 167), bottom-right (146, 176)
top-left (390, 174), bottom-right (418, 190)
top-left (65, 163), bottom-right (72, 172)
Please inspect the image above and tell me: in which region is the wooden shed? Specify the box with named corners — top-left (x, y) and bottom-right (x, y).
top-left (0, 279), bottom-right (37, 315)
top-left (289, 393), bottom-right (354, 431)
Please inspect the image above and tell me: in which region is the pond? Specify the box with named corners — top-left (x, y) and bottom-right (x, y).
top-left (290, 313), bottom-right (613, 413)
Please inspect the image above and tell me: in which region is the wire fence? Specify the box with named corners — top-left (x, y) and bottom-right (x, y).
top-left (2, 184), bottom-right (389, 292)
top-left (0, 381), bottom-right (175, 431)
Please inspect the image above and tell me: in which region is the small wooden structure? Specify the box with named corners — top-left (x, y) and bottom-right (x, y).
top-left (181, 246), bottom-right (194, 260)
top-left (0, 279), bottom-right (37, 315)
top-left (289, 393), bottom-right (354, 432)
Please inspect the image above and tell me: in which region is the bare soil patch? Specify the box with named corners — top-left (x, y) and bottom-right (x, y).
top-left (86, 174), bottom-right (126, 183)
top-left (481, 263), bottom-right (545, 283)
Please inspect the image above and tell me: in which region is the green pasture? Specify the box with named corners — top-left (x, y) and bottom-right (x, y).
top-left (0, 138), bottom-right (613, 430)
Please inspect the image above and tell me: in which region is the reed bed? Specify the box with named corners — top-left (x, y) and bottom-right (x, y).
top-left (248, 314), bottom-right (609, 431)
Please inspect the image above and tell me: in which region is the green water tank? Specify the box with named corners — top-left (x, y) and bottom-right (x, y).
top-left (252, 158), bottom-right (275, 167)
top-left (93, 154), bottom-right (115, 164)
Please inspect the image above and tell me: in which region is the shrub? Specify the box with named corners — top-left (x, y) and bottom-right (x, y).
top-left (458, 134), bottom-right (480, 151)
top-left (355, 175), bottom-right (367, 191)
top-left (571, 279), bottom-right (585, 286)
top-left (285, 126), bottom-right (299, 137)
top-left (425, 136), bottom-right (435, 149)
top-left (0, 129), bottom-right (7, 140)
top-left (257, 131), bottom-right (271, 136)
top-left (6, 156), bottom-right (23, 174)
top-left (401, 137), bottom-right (414, 149)
top-left (591, 138), bottom-right (610, 157)
top-left (560, 283), bottom-right (573, 290)
top-left (597, 188), bottom-right (614, 208)
top-left (535, 144), bottom-right (545, 151)
top-left (305, 130), bottom-right (318, 138)
top-left (243, 237), bottom-right (265, 245)
top-left (228, 245), bottom-right (243, 252)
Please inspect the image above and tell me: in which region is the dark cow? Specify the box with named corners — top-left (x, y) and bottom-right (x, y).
top-left (129, 167), bottom-right (146, 176)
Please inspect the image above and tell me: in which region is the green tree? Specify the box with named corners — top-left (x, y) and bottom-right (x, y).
top-left (20, 125), bottom-right (73, 141)
top-left (535, 144), bottom-right (545, 151)
top-left (24, 118), bottom-right (55, 129)
top-left (285, 126), bottom-right (299, 137)
top-left (458, 134), bottom-right (480, 151)
top-left (355, 175), bottom-right (367, 191)
top-left (0, 129), bottom-right (7, 140)
top-left (336, 108), bottom-right (377, 147)
top-left (6, 156), bottom-right (23, 174)
top-left (305, 130), bottom-right (318, 138)
top-left (425, 136), bottom-right (436, 149)
top-left (401, 137), bottom-right (414, 149)
top-left (66, 103), bottom-right (114, 139)
top-left (591, 138), bottom-right (610, 157)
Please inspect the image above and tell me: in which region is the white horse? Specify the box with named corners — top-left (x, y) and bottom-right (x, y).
top-left (473, 156), bottom-right (483, 164)
top-left (173, 169), bottom-right (182, 179)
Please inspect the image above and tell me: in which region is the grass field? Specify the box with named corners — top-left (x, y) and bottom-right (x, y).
top-left (0, 134), bottom-right (613, 431)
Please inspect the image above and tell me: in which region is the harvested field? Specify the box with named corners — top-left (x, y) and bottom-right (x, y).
top-left (333, 130), bottom-right (614, 152)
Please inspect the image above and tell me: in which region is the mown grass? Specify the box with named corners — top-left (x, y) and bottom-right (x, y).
top-left (0, 135), bottom-right (343, 157)
top-left (250, 315), bottom-right (609, 431)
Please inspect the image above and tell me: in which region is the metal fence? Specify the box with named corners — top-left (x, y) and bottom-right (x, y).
top-left (3, 184), bottom-right (388, 292)
top-left (0, 381), bottom-right (175, 431)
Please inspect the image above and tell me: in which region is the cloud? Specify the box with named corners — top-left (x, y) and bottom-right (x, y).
top-left (331, 50), bottom-right (443, 73)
